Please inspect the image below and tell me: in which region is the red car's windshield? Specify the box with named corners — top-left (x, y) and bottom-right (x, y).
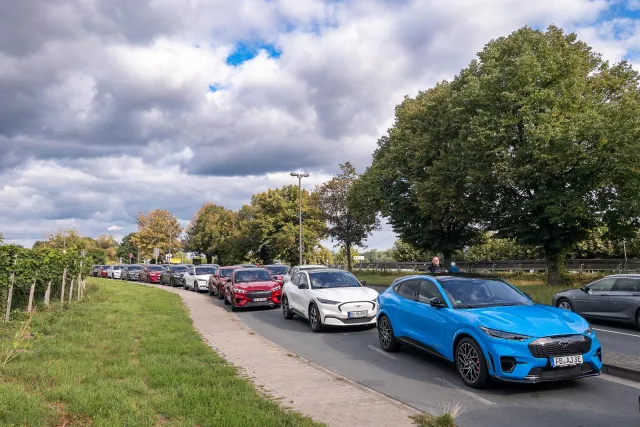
top-left (235, 269), bottom-right (273, 283)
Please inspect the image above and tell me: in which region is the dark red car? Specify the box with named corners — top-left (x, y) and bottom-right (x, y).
top-left (208, 265), bottom-right (243, 299)
top-left (262, 264), bottom-right (289, 286)
top-left (223, 268), bottom-right (282, 312)
top-left (100, 265), bottom-right (109, 278)
top-left (140, 265), bottom-right (164, 283)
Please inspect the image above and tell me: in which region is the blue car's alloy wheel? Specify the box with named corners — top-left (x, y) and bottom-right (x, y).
top-left (378, 316), bottom-right (399, 352)
top-left (456, 338), bottom-right (488, 388)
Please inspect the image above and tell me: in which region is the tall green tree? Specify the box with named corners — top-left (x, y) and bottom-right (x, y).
top-left (116, 232), bottom-right (138, 263)
top-left (132, 209), bottom-right (183, 261)
top-left (184, 203), bottom-right (239, 264)
top-left (238, 185), bottom-right (326, 265)
top-left (455, 26), bottom-right (640, 284)
top-left (390, 239), bottom-right (427, 262)
top-left (315, 163), bottom-right (379, 271)
top-left (355, 81), bottom-right (482, 268)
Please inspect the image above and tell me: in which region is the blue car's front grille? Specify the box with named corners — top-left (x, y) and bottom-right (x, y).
top-left (526, 363), bottom-right (594, 380)
top-left (528, 335), bottom-right (592, 358)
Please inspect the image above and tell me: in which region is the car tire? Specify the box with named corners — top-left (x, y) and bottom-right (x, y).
top-left (208, 287), bottom-right (213, 296)
top-left (183, 281), bottom-right (187, 290)
top-left (455, 337), bottom-right (489, 389)
top-left (231, 300), bottom-right (238, 312)
top-left (378, 315), bottom-right (400, 352)
top-left (224, 289), bottom-right (230, 305)
top-left (556, 298), bottom-right (573, 311)
top-left (217, 284), bottom-right (225, 300)
top-left (282, 296), bottom-right (294, 319)
top-left (635, 309), bottom-right (640, 330)
top-left (309, 303), bottom-right (323, 332)
top-left (170, 278), bottom-right (175, 287)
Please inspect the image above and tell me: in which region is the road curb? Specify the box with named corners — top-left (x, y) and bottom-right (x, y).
top-left (603, 352), bottom-right (640, 382)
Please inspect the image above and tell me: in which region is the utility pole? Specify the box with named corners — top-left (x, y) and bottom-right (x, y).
top-left (290, 172), bottom-right (310, 266)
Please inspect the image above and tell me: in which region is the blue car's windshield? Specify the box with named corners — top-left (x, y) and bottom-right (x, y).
top-left (438, 277), bottom-right (532, 308)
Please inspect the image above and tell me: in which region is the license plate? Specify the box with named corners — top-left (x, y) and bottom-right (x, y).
top-left (550, 355), bottom-right (583, 367)
top-left (253, 298), bottom-right (267, 302)
top-left (348, 311), bottom-right (367, 318)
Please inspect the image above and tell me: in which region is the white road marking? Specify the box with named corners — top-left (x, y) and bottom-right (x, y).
top-left (368, 345), bottom-right (398, 360)
top-left (599, 374), bottom-right (640, 390)
top-left (434, 377), bottom-right (497, 406)
top-left (593, 328), bottom-right (640, 338)
top-left (341, 333), bottom-right (349, 336)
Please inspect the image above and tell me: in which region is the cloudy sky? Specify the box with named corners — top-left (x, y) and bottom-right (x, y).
top-left (1, 0), bottom-right (639, 250)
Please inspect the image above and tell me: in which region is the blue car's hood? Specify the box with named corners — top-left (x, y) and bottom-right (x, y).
top-left (466, 304), bottom-right (588, 337)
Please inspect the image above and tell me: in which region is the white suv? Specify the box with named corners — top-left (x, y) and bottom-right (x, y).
top-left (282, 268), bottom-right (379, 332)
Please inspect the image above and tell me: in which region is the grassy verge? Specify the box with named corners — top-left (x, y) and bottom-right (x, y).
top-left (356, 271), bottom-right (605, 305)
top-left (0, 278), bottom-right (322, 427)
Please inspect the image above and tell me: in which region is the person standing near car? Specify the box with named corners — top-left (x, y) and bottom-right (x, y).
top-left (449, 262), bottom-right (460, 273)
top-left (428, 257), bottom-right (447, 273)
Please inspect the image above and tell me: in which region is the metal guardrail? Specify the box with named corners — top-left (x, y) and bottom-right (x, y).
top-left (340, 259), bottom-right (640, 274)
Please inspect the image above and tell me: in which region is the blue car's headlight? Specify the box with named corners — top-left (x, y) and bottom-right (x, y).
top-left (317, 298), bottom-right (340, 305)
top-left (480, 326), bottom-right (530, 342)
top-left (584, 324), bottom-right (593, 335)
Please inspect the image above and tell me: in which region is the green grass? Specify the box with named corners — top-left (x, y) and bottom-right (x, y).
top-left (355, 271), bottom-right (604, 305)
top-left (0, 278), bottom-right (322, 427)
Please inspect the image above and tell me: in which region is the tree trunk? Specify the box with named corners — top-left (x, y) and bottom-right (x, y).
top-left (28, 279), bottom-right (36, 313)
top-left (69, 279), bottom-right (75, 303)
top-left (206, 254), bottom-right (213, 264)
top-left (45, 281), bottom-right (52, 307)
top-left (60, 268), bottom-right (67, 304)
top-left (5, 272), bottom-right (14, 322)
top-left (545, 252), bottom-right (566, 285)
top-left (442, 251), bottom-right (452, 271)
top-left (346, 244), bottom-right (352, 272)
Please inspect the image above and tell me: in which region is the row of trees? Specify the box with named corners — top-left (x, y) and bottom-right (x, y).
top-left (350, 26), bottom-right (640, 284)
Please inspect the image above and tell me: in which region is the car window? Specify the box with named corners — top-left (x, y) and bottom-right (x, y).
top-left (439, 277), bottom-right (531, 308)
top-left (309, 271), bottom-right (360, 289)
top-left (589, 278), bottom-right (617, 292)
top-left (266, 266), bottom-right (289, 275)
top-left (235, 270), bottom-right (272, 283)
top-left (292, 273), bottom-right (301, 286)
top-left (195, 267), bottom-right (217, 275)
top-left (613, 278), bottom-right (640, 292)
top-left (172, 266), bottom-right (188, 273)
top-left (396, 280), bottom-right (419, 301)
top-left (299, 273), bottom-right (309, 288)
top-left (418, 280), bottom-right (444, 303)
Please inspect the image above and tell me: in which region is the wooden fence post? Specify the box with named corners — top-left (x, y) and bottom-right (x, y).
top-left (60, 268), bottom-right (67, 304)
top-left (44, 280), bottom-right (52, 307)
top-left (68, 279), bottom-right (74, 303)
top-left (77, 275), bottom-right (81, 301)
top-left (5, 272), bottom-right (14, 322)
top-left (27, 279), bottom-right (37, 313)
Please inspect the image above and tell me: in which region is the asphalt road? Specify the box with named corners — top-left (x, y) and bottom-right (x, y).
top-left (222, 285), bottom-right (639, 427)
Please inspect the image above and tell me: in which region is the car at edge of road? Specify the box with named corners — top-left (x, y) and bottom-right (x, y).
top-left (184, 265), bottom-right (219, 292)
top-left (282, 268), bottom-right (379, 332)
top-left (376, 273), bottom-right (602, 389)
top-left (552, 274), bottom-right (640, 329)
top-left (92, 265), bottom-right (101, 277)
top-left (263, 264), bottom-right (289, 285)
top-left (160, 264), bottom-right (190, 287)
top-left (224, 268), bottom-right (282, 312)
top-left (123, 264), bottom-right (143, 281)
top-left (140, 264), bottom-right (165, 283)
top-left (208, 265), bottom-right (244, 299)
top-left (282, 264), bottom-right (327, 284)
top-left (107, 265), bottom-right (125, 279)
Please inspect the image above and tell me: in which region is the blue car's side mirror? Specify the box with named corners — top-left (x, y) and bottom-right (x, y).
top-left (429, 297), bottom-right (446, 308)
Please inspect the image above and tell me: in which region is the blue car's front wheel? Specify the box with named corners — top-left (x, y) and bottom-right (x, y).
top-left (378, 316), bottom-right (399, 352)
top-left (456, 338), bottom-right (488, 388)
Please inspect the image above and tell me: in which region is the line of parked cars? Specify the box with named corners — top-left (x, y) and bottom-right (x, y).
top-left (94, 262), bottom-right (639, 389)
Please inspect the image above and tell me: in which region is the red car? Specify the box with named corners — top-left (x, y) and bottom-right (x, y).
top-left (208, 265), bottom-right (243, 299)
top-left (262, 264), bottom-right (289, 286)
top-left (100, 265), bottom-right (109, 278)
top-left (140, 265), bottom-right (164, 283)
top-left (223, 268), bottom-right (282, 311)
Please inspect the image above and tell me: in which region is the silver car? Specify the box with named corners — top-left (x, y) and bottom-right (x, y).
top-left (552, 274), bottom-right (640, 328)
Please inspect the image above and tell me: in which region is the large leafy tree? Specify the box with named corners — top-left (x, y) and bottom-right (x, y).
top-left (315, 163), bottom-right (379, 271)
top-left (116, 232), bottom-right (138, 263)
top-left (132, 209), bottom-right (183, 261)
top-left (455, 26), bottom-right (640, 284)
top-left (356, 81), bottom-right (482, 268)
top-left (238, 185), bottom-right (326, 265)
top-left (390, 239), bottom-right (427, 262)
top-left (183, 203), bottom-right (238, 264)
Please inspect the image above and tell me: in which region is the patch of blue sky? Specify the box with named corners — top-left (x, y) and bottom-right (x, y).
top-left (226, 41), bottom-right (282, 66)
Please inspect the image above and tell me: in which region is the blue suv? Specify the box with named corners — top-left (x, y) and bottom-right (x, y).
top-left (376, 273), bottom-right (602, 388)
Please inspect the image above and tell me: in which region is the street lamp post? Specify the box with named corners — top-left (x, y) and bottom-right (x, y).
top-left (290, 172), bottom-right (310, 266)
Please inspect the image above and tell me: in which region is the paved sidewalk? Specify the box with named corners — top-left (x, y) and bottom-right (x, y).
top-left (148, 284), bottom-right (421, 427)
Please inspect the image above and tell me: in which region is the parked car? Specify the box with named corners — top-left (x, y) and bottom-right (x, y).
top-left (92, 265), bottom-right (101, 277)
top-left (263, 264), bottom-right (289, 285)
top-left (140, 265), bottom-right (165, 283)
top-left (100, 265), bottom-right (110, 278)
top-left (282, 264), bottom-right (327, 284)
top-left (120, 265), bottom-right (130, 280)
top-left (123, 264), bottom-right (143, 281)
top-left (241, 263), bottom-right (257, 268)
top-left (184, 265), bottom-right (218, 292)
top-left (208, 265), bottom-right (244, 299)
top-left (376, 273), bottom-right (602, 388)
top-left (282, 268), bottom-right (377, 332)
top-left (107, 265), bottom-right (125, 279)
top-left (553, 274), bottom-right (640, 328)
top-left (160, 264), bottom-right (190, 287)
top-left (224, 268), bottom-right (282, 311)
